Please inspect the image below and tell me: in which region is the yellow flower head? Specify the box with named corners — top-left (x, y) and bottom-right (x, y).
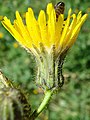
top-left (2, 3), bottom-right (88, 57)
top-left (1, 2), bottom-right (88, 90)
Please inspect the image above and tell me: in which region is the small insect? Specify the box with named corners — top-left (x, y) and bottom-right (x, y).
top-left (54, 2), bottom-right (65, 21)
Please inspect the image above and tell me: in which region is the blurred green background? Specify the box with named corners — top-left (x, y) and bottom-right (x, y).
top-left (0, 0), bottom-right (90, 120)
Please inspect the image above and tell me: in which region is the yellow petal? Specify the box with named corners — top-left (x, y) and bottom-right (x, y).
top-left (71, 14), bottom-right (88, 39)
top-left (60, 8), bottom-right (72, 47)
top-left (76, 11), bottom-right (82, 24)
top-left (63, 14), bottom-right (77, 47)
top-left (14, 19), bottom-right (33, 48)
top-left (68, 28), bottom-right (80, 48)
top-left (26, 8), bottom-right (41, 47)
top-left (14, 20), bottom-right (23, 37)
top-left (47, 3), bottom-right (56, 45)
top-left (16, 11), bottom-right (30, 40)
top-left (69, 14), bottom-right (77, 30)
top-left (2, 17), bottom-right (24, 45)
top-left (38, 10), bottom-right (48, 46)
top-left (55, 14), bottom-right (64, 48)
top-left (67, 14), bottom-right (88, 47)
top-left (47, 3), bottom-right (53, 16)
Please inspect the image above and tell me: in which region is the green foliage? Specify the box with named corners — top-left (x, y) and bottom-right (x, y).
top-left (0, 0), bottom-right (90, 120)
top-left (0, 39), bottom-right (35, 90)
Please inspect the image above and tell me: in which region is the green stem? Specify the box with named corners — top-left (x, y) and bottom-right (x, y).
top-left (29, 90), bottom-right (53, 120)
top-left (36, 90), bottom-right (53, 116)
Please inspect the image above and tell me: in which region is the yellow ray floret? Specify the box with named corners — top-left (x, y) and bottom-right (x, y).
top-left (38, 10), bottom-right (48, 46)
top-left (2, 3), bottom-right (88, 54)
